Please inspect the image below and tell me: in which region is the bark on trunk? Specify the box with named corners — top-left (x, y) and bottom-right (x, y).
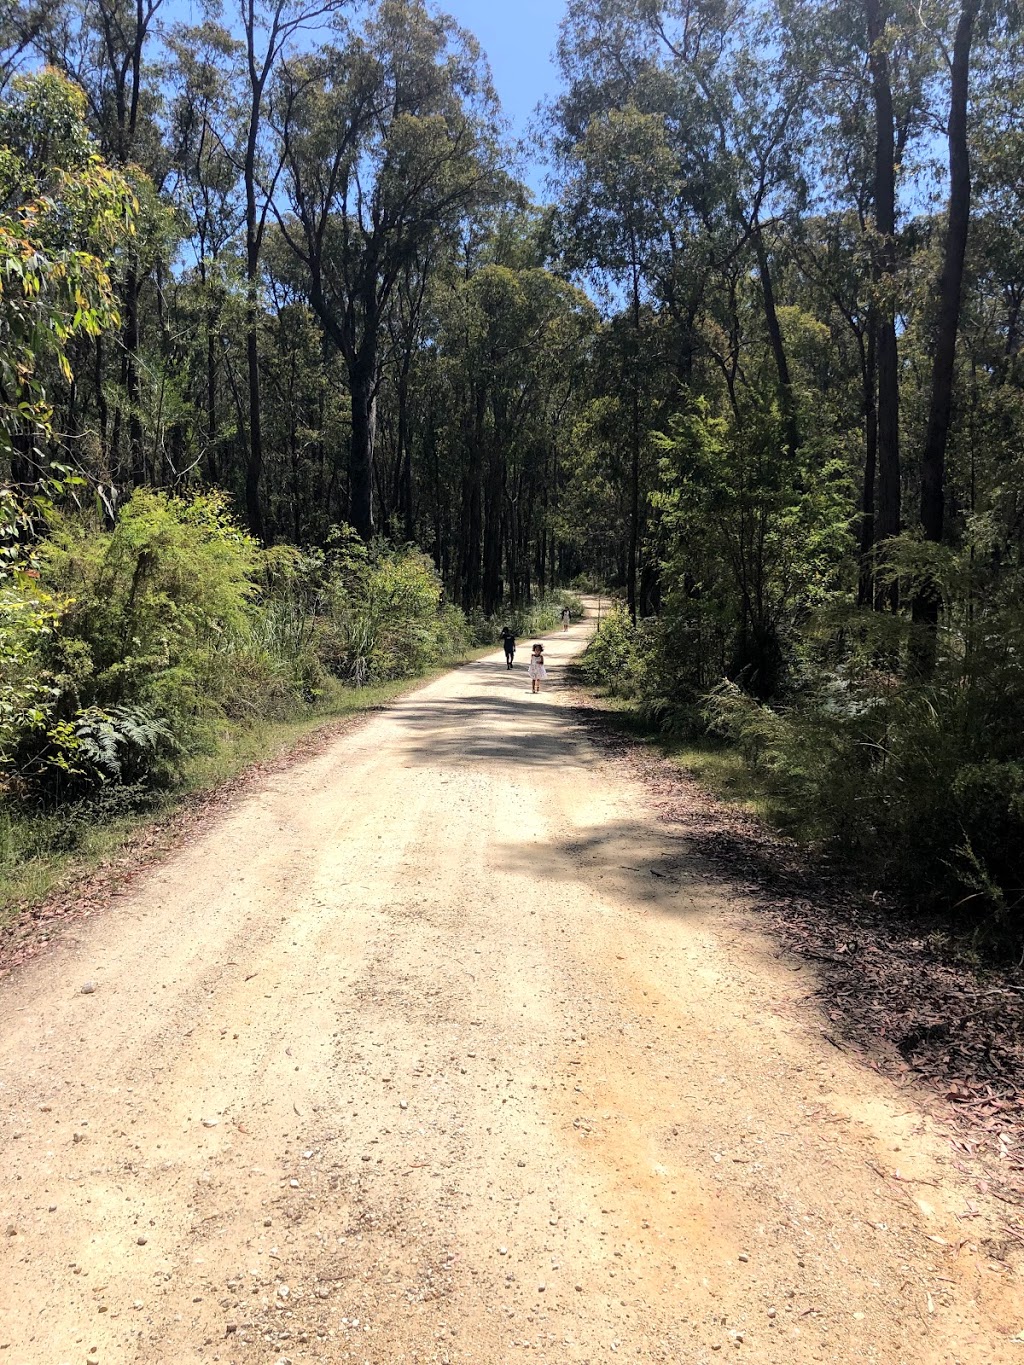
top-left (242, 4), bottom-right (268, 543)
top-left (206, 326), bottom-right (219, 485)
top-left (459, 413), bottom-right (482, 613)
top-left (122, 267), bottom-right (144, 484)
top-left (866, 0), bottom-right (901, 610)
top-left (482, 466), bottom-right (504, 615)
top-left (628, 270), bottom-right (642, 623)
top-left (349, 354), bottom-right (377, 541)
top-left (913, 0), bottom-right (980, 649)
top-left (755, 226), bottom-right (799, 459)
top-left (858, 324), bottom-right (879, 607)
top-left (396, 367), bottom-right (414, 542)
top-left (94, 336), bottom-right (109, 469)
top-left (245, 315), bottom-right (264, 540)
top-left (629, 388), bottom-right (640, 622)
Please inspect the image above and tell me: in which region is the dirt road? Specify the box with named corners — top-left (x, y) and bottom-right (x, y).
top-left (1, 604), bottom-right (1020, 1364)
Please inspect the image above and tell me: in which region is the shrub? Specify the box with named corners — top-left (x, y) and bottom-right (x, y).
top-left (40, 488), bottom-right (259, 729)
top-left (321, 544), bottom-right (463, 682)
top-left (0, 573), bottom-right (66, 790)
top-left (702, 673), bottom-right (1024, 946)
top-left (3, 489), bottom-right (317, 797)
top-left (579, 607), bottom-right (657, 698)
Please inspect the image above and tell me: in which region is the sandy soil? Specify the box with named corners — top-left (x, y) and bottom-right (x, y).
top-left (1, 603), bottom-right (1020, 1365)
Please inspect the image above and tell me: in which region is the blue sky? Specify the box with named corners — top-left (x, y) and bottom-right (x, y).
top-left (167, 0), bottom-right (565, 190)
top-left (439, 0), bottom-right (564, 190)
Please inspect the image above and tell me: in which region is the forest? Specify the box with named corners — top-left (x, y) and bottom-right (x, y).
top-left (2, 0), bottom-right (1023, 949)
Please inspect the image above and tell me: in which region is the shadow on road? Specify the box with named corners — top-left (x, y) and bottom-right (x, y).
top-left (486, 818), bottom-right (705, 919)
top-left (389, 652), bottom-right (590, 769)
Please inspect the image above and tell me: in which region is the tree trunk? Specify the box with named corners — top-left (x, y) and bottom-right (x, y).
top-left (245, 315), bottom-right (264, 539)
top-left (244, 154), bottom-right (265, 537)
top-left (628, 269), bottom-right (642, 623)
top-left (913, 0), bottom-right (980, 650)
top-left (858, 323), bottom-right (878, 606)
top-left (482, 487), bottom-right (503, 614)
top-left (349, 352), bottom-right (377, 541)
top-left (123, 267), bottom-right (145, 484)
top-left (866, 0), bottom-right (901, 610)
top-left (629, 387), bottom-right (640, 622)
top-left (459, 400), bottom-right (482, 613)
top-left (94, 335), bottom-right (109, 469)
top-left (396, 367), bottom-right (414, 542)
top-left (755, 225), bottom-right (799, 459)
top-left (538, 448), bottom-right (550, 597)
top-left (242, 12), bottom-right (267, 543)
top-left (206, 325), bottom-right (219, 484)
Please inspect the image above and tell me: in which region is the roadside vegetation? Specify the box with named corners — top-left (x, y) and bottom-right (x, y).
top-left (581, 602), bottom-right (1024, 957)
top-left (0, 484), bottom-right (579, 920)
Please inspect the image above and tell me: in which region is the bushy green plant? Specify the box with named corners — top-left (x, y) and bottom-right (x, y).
top-left (323, 543), bottom-right (468, 683)
top-left (1, 472), bottom-right (83, 795)
top-left (579, 606), bottom-right (658, 699)
top-left (40, 488), bottom-right (259, 725)
top-left (3, 488), bottom-right (309, 794)
top-left (0, 571), bottom-right (65, 787)
top-left (702, 656), bottom-right (1024, 946)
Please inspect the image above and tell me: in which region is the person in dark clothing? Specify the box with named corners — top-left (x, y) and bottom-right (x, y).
top-left (500, 626), bottom-right (516, 669)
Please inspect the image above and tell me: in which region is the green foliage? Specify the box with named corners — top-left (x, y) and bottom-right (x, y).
top-left (654, 395), bottom-right (855, 700)
top-left (2, 491), bottom-right (478, 818)
top-left (0, 570), bottom-right (65, 776)
top-left (1, 470), bottom-right (79, 788)
top-left (47, 705), bottom-right (177, 791)
top-left (579, 606), bottom-right (652, 697)
top-left (323, 543), bottom-right (470, 684)
top-left (0, 70), bottom-right (135, 461)
top-left (40, 488), bottom-right (259, 725)
top-left (471, 590), bottom-right (585, 649)
top-left (700, 642), bottom-right (1024, 948)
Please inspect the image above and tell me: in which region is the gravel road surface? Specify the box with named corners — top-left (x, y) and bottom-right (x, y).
top-left (1, 604), bottom-right (1019, 1364)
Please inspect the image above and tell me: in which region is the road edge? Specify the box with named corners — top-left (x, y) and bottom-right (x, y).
top-left (0, 647), bottom-right (497, 981)
top-left (564, 664), bottom-right (1024, 1220)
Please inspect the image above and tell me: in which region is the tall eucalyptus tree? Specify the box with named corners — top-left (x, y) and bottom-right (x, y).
top-left (273, 0), bottom-right (502, 539)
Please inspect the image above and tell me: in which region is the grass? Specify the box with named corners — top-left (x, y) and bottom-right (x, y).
top-left (181, 673), bottom-right (437, 794)
top-left (577, 681), bottom-right (782, 826)
top-left (661, 736), bottom-right (780, 824)
top-left (1, 804), bottom-right (152, 916)
top-left (0, 648), bottom-right (495, 931)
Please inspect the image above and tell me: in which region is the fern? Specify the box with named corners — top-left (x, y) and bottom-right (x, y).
top-left (71, 705), bottom-right (177, 785)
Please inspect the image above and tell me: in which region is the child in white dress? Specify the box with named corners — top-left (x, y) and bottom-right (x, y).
top-left (528, 643), bottom-right (547, 694)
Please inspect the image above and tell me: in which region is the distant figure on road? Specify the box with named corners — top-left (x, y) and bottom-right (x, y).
top-left (561, 606), bottom-right (571, 632)
top-left (528, 643), bottom-right (547, 694)
top-left (500, 626), bottom-right (516, 670)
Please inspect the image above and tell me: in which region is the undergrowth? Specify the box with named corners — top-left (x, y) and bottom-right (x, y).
top-left (578, 603), bottom-right (1024, 958)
